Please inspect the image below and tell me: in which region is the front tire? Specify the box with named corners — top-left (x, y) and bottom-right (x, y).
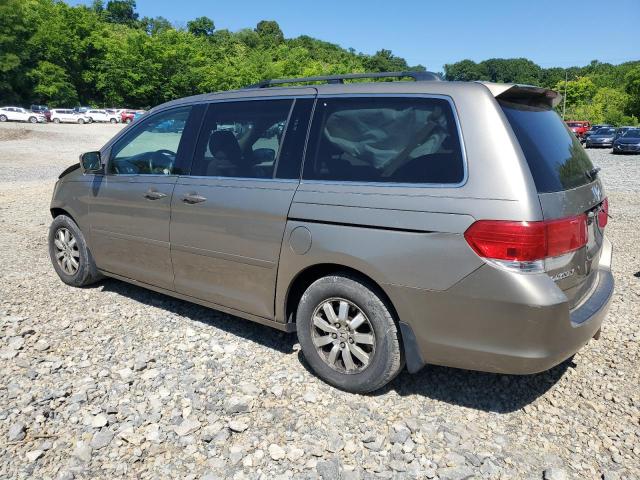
top-left (28, 116), bottom-right (37, 123)
top-left (0, 115), bottom-right (7, 122)
top-left (110, 118), bottom-right (117, 124)
top-left (48, 215), bottom-right (102, 287)
top-left (296, 274), bottom-right (404, 393)
top-left (78, 118), bottom-right (85, 124)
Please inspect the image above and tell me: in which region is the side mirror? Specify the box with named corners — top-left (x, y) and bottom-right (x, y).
top-left (80, 151), bottom-right (103, 174)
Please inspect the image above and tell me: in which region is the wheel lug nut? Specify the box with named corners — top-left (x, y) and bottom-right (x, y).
top-left (349, 338), bottom-right (354, 344)
top-left (331, 333), bottom-right (337, 339)
top-left (340, 342), bottom-right (345, 348)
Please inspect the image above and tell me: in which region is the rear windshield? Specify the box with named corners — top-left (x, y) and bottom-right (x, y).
top-left (500, 101), bottom-right (594, 193)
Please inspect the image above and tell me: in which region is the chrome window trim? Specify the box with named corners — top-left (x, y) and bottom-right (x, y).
top-left (302, 93), bottom-right (468, 189)
top-left (178, 175), bottom-right (298, 184)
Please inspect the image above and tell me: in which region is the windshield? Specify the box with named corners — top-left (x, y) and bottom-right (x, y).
top-left (595, 128), bottom-right (615, 135)
top-left (501, 101), bottom-right (594, 193)
top-left (622, 129), bottom-right (640, 138)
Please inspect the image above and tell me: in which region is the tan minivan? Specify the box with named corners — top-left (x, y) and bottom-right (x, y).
top-left (48, 72), bottom-right (613, 392)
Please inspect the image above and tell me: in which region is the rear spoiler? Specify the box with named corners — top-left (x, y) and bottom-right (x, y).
top-left (478, 82), bottom-right (562, 108)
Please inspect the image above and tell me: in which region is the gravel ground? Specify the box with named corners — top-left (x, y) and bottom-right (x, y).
top-left (0, 122), bottom-right (638, 480)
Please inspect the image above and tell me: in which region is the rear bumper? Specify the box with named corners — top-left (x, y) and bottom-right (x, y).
top-left (390, 237), bottom-right (614, 375)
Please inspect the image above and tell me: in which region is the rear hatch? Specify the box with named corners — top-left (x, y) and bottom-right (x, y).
top-left (493, 85), bottom-right (607, 309)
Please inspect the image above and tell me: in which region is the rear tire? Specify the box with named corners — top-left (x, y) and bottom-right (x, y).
top-left (125, 118), bottom-right (132, 124)
top-left (78, 118), bottom-right (84, 124)
top-left (48, 215), bottom-right (103, 287)
top-left (53, 118), bottom-right (60, 124)
top-left (110, 118), bottom-right (117, 124)
top-left (296, 274), bottom-right (404, 393)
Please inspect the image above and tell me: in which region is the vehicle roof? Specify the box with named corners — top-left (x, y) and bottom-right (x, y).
top-left (154, 79), bottom-right (547, 112)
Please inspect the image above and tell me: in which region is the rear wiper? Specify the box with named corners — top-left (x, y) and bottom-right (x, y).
top-left (585, 167), bottom-right (601, 181)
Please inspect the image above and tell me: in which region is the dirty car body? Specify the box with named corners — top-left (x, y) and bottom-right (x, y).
top-left (49, 73), bottom-right (614, 392)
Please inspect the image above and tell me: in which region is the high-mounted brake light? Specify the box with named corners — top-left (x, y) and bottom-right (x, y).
top-left (464, 214), bottom-right (588, 272)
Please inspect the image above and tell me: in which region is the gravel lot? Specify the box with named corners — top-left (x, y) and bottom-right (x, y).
top-left (0, 122), bottom-right (638, 480)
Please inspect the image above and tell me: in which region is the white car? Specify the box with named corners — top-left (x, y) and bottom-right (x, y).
top-left (86, 109), bottom-right (119, 123)
top-left (0, 106), bottom-right (45, 123)
top-left (50, 109), bottom-right (90, 124)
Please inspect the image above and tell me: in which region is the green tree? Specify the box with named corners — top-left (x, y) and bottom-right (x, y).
top-left (105, 0), bottom-right (138, 26)
top-left (28, 60), bottom-right (78, 105)
top-left (140, 16), bottom-right (173, 35)
top-left (624, 66), bottom-right (640, 119)
top-left (555, 76), bottom-right (597, 108)
top-left (444, 59), bottom-right (484, 81)
top-left (187, 16), bottom-right (215, 38)
top-left (255, 20), bottom-right (284, 46)
top-left (2, 1), bottom-right (637, 115)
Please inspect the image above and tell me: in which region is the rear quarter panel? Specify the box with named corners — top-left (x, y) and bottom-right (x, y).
top-left (275, 84), bottom-right (545, 323)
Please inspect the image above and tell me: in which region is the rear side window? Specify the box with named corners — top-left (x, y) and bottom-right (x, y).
top-left (500, 101), bottom-right (594, 193)
top-left (302, 97), bottom-right (464, 184)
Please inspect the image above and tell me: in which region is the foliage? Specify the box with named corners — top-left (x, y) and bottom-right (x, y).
top-left (445, 58), bottom-right (640, 125)
top-left (187, 16), bottom-right (215, 38)
top-left (0, 0), bottom-right (637, 122)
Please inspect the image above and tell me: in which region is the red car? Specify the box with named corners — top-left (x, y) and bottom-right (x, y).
top-left (120, 110), bottom-right (137, 124)
top-left (566, 121), bottom-right (591, 139)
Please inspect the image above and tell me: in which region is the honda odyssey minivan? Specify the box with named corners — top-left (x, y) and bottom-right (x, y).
top-left (48, 72), bottom-right (614, 393)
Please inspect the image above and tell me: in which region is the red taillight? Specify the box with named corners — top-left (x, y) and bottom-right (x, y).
top-left (546, 215), bottom-right (588, 257)
top-left (464, 214), bottom-right (588, 262)
top-left (464, 220), bottom-right (546, 261)
top-left (598, 197), bottom-right (608, 229)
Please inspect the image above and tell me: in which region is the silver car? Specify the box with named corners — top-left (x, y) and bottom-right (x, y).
top-left (48, 72), bottom-right (614, 393)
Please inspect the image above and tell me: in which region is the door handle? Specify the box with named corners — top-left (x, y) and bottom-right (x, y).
top-left (182, 193), bottom-right (207, 204)
top-left (144, 190), bottom-right (167, 200)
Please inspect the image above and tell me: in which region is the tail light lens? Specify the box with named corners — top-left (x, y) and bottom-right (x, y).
top-left (598, 197), bottom-right (608, 229)
top-left (464, 214), bottom-right (588, 272)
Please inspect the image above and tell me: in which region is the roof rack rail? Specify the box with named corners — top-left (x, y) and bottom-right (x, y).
top-left (245, 71), bottom-right (442, 89)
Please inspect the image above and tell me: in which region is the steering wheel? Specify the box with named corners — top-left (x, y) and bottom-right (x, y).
top-left (113, 160), bottom-right (138, 174)
top-left (150, 149), bottom-right (176, 174)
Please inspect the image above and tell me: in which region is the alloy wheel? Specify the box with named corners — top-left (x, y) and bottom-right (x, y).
top-left (53, 227), bottom-right (80, 275)
top-left (311, 297), bottom-right (375, 374)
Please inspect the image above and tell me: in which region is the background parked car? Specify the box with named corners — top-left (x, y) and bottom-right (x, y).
top-left (582, 123), bottom-right (613, 143)
top-left (566, 120), bottom-right (591, 139)
top-left (0, 106), bottom-right (45, 123)
top-left (120, 110), bottom-right (138, 124)
top-left (585, 127), bottom-right (616, 148)
top-left (50, 109), bottom-right (90, 124)
top-left (30, 104), bottom-right (51, 122)
top-left (612, 128), bottom-right (640, 154)
top-left (86, 109), bottom-right (119, 123)
top-left (615, 126), bottom-right (636, 139)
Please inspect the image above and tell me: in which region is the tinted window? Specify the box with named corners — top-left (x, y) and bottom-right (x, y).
top-left (109, 106), bottom-right (191, 175)
top-left (191, 99), bottom-right (293, 178)
top-left (622, 129), bottom-right (640, 138)
top-left (275, 98), bottom-right (314, 179)
top-left (302, 97), bottom-right (464, 184)
top-left (500, 101), bottom-right (594, 193)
